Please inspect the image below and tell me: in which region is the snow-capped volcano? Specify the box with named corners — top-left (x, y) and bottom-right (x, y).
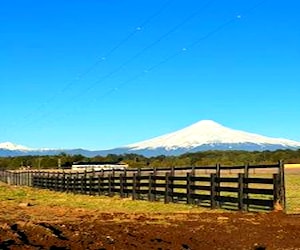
top-left (125, 120), bottom-right (300, 155)
top-left (1, 120), bottom-right (300, 157)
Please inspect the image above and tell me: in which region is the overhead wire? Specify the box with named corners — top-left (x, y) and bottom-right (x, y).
top-left (18, 0), bottom-right (267, 131)
top-left (17, 0), bottom-right (217, 129)
top-left (83, 0), bottom-right (269, 109)
top-left (71, 0), bottom-right (216, 98)
top-left (19, 0), bottom-right (174, 122)
top-left (82, 0), bottom-right (269, 101)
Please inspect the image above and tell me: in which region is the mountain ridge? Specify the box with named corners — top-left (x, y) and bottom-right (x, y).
top-left (1, 120), bottom-right (300, 157)
top-left (126, 120), bottom-right (300, 151)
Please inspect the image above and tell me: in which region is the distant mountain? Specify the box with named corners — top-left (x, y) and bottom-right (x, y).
top-left (118, 120), bottom-right (300, 156)
top-left (1, 120), bottom-right (300, 157)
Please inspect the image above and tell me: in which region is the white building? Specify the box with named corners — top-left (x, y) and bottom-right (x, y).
top-left (71, 161), bottom-right (129, 171)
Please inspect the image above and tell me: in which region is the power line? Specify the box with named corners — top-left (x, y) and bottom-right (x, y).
top-left (16, 0), bottom-right (267, 131)
top-left (88, 0), bottom-right (269, 104)
top-left (19, 0), bottom-right (174, 123)
top-left (17, 0), bottom-right (216, 130)
top-left (68, 0), bottom-right (216, 98)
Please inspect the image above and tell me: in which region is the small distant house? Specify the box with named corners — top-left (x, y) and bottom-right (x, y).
top-left (71, 161), bottom-right (128, 171)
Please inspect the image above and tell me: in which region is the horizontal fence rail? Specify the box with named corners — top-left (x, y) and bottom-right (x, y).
top-left (0, 162), bottom-right (285, 212)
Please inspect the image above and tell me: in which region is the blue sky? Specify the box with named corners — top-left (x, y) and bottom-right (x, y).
top-left (1, 0), bottom-right (300, 150)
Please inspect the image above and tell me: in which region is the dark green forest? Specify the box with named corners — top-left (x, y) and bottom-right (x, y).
top-left (1, 149), bottom-right (300, 170)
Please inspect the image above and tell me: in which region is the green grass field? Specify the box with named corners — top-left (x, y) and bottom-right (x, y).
top-left (285, 174), bottom-right (300, 214)
top-left (0, 182), bottom-right (209, 214)
top-left (1, 172), bottom-right (299, 214)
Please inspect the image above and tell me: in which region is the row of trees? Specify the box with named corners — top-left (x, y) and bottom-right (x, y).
top-left (1, 149), bottom-right (300, 170)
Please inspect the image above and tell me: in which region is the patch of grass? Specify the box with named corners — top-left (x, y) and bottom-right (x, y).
top-left (2, 172), bottom-right (298, 214)
top-left (285, 174), bottom-right (300, 214)
top-left (0, 182), bottom-right (209, 214)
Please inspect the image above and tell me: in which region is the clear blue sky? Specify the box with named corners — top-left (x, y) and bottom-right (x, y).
top-left (1, 0), bottom-right (300, 150)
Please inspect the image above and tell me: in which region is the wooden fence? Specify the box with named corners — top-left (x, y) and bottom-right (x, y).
top-left (0, 162), bottom-right (285, 212)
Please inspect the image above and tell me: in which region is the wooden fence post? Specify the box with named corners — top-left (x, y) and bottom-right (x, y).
top-left (66, 175), bottom-right (70, 193)
top-left (164, 172), bottom-right (171, 204)
top-left (171, 167), bottom-right (175, 176)
top-left (153, 168), bottom-right (157, 201)
top-left (210, 173), bottom-right (217, 209)
top-left (55, 173), bottom-right (59, 191)
top-left (170, 168), bottom-right (175, 202)
top-left (148, 173), bottom-right (155, 202)
top-left (111, 169), bottom-right (115, 196)
top-left (27, 171), bottom-right (30, 186)
top-left (13, 172), bottom-right (15, 185)
top-left (84, 171), bottom-right (88, 194)
top-left (279, 160), bottom-right (286, 212)
top-left (108, 174), bottom-right (113, 197)
top-left (186, 172), bottom-right (192, 204)
top-left (39, 172), bottom-right (42, 188)
top-left (273, 173), bottom-right (280, 210)
top-left (70, 175), bottom-right (74, 193)
top-left (38, 172), bottom-right (41, 188)
top-left (120, 173), bottom-right (124, 198)
top-left (216, 164), bottom-right (221, 207)
top-left (98, 172), bottom-right (103, 195)
top-left (80, 175), bottom-right (84, 194)
top-left (191, 166), bottom-right (196, 176)
top-left (16, 172), bottom-right (19, 186)
top-left (20, 172), bottom-right (23, 185)
top-left (89, 175), bottom-right (94, 195)
top-left (244, 164), bottom-right (249, 211)
top-left (123, 169), bottom-right (128, 197)
top-left (61, 172), bottom-right (65, 192)
top-left (238, 173), bottom-right (245, 211)
top-left (132, 173), bottom-right (137, 200)
top-left (74, 172), bottom-right (78, 193)
top-left (46, 172), bottom-right (50, 189)
top-left (137, 168), bottom-right (141, 200)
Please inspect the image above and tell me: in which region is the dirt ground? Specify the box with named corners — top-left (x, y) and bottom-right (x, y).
top-left (1, 203), bottom-right (300, 250)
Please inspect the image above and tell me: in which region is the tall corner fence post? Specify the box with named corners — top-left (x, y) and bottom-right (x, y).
top-left (279, 160), bottom-right (286, 212)
top-left (273, 173), bottom-right (280, 210)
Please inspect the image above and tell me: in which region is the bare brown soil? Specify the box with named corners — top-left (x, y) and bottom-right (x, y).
top-left (1, 203), bottom-right (300, 250)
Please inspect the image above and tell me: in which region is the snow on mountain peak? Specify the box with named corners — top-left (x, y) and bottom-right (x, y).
top-left (0, 142), bottom-right (31, 151)
top-left (127, 120), bottom-right (300, 151)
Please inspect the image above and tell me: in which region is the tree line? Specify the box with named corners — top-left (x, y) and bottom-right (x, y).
top-left (0, 149), bottom-right (300, 170)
